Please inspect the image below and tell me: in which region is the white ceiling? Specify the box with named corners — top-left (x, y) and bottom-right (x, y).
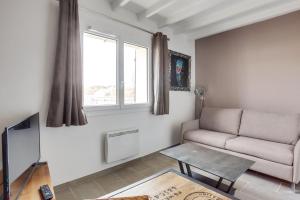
top-left (108, 0), bottom-right (300, 39)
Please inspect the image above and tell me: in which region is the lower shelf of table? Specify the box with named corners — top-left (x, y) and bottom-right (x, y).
top-left (188, 171), bottom-right (236, 195)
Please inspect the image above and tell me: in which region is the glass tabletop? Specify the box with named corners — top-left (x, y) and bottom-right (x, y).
top-left (160, 143), bottom-right (255, 182)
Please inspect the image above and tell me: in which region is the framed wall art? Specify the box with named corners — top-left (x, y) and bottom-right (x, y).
top-left (169, 50), bottom-right (191, 91)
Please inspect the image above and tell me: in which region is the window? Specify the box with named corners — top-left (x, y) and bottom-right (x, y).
top-left (124, 43), bottom-right (148, 104)
top-left (83, 31), bottom-right (149, 110)
top-left (83, 33), bottom-right (117, 106)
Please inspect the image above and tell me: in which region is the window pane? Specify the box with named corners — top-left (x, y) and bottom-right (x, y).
top-left (124, 43), bottom-right (148, 104)
top-left (83, 33), bottom-right (117, 106)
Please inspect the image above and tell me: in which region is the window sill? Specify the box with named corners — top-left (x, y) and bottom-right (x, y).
top-left (84, 104), bottom-right (151, 117)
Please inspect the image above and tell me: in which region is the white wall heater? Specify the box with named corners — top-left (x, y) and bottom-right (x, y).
top-left (105, 128), bottom-right (139, 163)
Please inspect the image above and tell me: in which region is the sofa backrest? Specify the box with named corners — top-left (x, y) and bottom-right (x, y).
top-left (199, 107), bottom-right (242, 135)
top-left (239, 110), bottom-right (300, 145)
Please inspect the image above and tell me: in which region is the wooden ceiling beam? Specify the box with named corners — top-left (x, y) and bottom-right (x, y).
top-left (159, 0), bottom-right (228, 27)
top-left (137, 0), bottom-right (178, 19)
top-left (174, 0), bottom-right (278, 34)
top-left (111, 0), bottom-right (131, 10)
top-left (186, 0), bottom-right (300, 39)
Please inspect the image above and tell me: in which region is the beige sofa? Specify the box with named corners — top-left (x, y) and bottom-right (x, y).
top-left (181, 107), bottom-right (300, 189)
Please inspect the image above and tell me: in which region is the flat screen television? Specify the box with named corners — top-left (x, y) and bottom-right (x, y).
top-left (1, 113), bottom-right (40, 200)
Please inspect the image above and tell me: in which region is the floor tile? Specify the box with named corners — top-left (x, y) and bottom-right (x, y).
top-left (94, 173), bottom-right (127, 193)
top-left (55, 188), bottom-right (77, 200)
top-left (70, 181), bottom-right (106, 200)
top-left (113, 167), bottom-right (141, 184)
top-left (55, 152), bottom-right (300, 200)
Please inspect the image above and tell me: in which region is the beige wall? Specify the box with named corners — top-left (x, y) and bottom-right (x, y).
top-left (196, 11), bottom-right (300, 113)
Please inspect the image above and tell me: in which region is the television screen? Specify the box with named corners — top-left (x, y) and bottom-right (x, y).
top-left (2, 113), bottom-right (40, 200)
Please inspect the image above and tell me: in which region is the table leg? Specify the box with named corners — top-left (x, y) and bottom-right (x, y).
top-left (185, 164), bottom-right (192, 177)
top-left (178, 161), bottom-right (185, 174)
top-left (216, 177), bottom-right (223, 188)
top-left (227, 181), bottom-right (235, 193)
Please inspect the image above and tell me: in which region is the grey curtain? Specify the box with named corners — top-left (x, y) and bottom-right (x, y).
top-left (47, 0), bottom-right (87, 127)
top-left (152, 32), bottom-right (170, 115)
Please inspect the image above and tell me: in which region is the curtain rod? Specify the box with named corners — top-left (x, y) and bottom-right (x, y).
top-left (56, 0), bottom-right (170, 40)
top-left (80, 6), bottom-right (170, 40)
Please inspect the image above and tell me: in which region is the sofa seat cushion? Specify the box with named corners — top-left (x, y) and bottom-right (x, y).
top-left (200, 107), bottom-right (242, 135)
top-left (184, 129), bottom-right (237, 148)
top-left (226, 137), bottom-right (294, 165)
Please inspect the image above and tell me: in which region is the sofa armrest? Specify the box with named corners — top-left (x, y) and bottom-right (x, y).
top-left (180, 119), bottom-right (199, 144)
top-left (293, 139), bottom-right (300, 184)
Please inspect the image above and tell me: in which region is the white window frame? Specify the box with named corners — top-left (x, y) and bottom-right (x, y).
top-left (82, 30), bottom-right (151, 114)
top-left (82, 31), bottom-right (120, 112)
top-left (122, 41), bottom-right (150, 109)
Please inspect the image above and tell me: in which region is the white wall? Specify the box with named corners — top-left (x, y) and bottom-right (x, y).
top-left (0, 0), bottom-right (195, 185)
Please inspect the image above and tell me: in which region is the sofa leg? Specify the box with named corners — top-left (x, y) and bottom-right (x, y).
top-left (292, 182), bottom-right (300, 193)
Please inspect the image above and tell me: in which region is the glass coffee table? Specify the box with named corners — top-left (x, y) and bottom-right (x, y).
top-left (160, 143), bottom-right (254, 194)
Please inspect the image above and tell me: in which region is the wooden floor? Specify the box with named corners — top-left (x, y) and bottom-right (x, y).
top-left (55, 153), bottom-right (300, 200)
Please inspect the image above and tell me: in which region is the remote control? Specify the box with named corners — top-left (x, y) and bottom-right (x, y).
top-left (39, 184), bottom-right (53, 200)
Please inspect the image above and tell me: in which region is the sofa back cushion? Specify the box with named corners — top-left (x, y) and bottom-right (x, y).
top-left (239, 110), bottom-right (300, 144)
top-left (199, 107), bottom-right (242, 135)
